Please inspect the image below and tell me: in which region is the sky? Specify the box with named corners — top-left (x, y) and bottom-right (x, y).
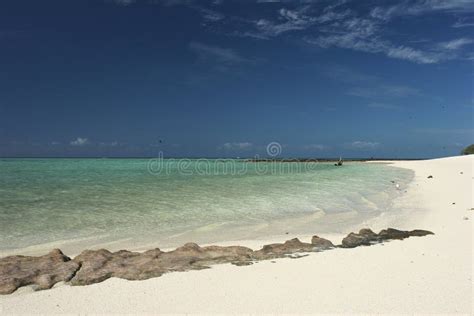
top-left (0, 0), bottom-right (473, 158)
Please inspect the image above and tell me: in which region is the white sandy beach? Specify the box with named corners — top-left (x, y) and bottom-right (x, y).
top-left (0, 155), bottom-right (472, 314)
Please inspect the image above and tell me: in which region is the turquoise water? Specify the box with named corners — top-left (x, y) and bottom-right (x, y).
top-left (0, 159), bottom-right (412, 255)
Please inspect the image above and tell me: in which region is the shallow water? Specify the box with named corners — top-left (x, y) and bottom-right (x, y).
top-left (0, 159), bottom-right (413, 255)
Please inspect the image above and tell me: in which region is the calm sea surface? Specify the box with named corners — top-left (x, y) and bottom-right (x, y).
top-left (0, 159), bottom-right (413, 255)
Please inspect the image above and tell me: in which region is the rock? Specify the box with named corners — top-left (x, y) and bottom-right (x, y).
top-left (71, 244), bottom-right (254, 286)
top-left (341, 229), bottom-right (378, 248)
top-left (231, 261), bottom-right (253, 266)
top-left (253, 238), bottom-right (314, 259)
top-left (0, 249), bottom-right (80, 294)
top-left (341, 228), bottom-right (433, 248)
top-left (378, 228), bottom-right (433, 240)
top-left (311, 235), bottom-right (335, 250)
top-left (427, 175), bottom-right (433, 178)
top-left (71, 249), bottom-right (163, 286)
top-left (0, 227), bottom-right (435, 294)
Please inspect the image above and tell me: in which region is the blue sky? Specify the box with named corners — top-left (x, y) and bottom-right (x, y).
top-left (0, 0), bottom-right (472, 158)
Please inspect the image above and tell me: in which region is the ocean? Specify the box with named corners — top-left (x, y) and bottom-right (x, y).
top-left (0, 158), bottom-right (413, 255)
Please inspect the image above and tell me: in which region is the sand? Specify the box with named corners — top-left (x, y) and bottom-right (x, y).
top-left (0, 155), bottom-right (472, 314)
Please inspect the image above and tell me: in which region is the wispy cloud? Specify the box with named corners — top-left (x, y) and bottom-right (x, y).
top-left (140, 0), bottom-right (473, 65)
top-left (414, 128), bottom-right (474, 135)
top-left (370, 0), bottom-right (474, 21)
top-left (70, 137), bottom-right (90, 146)
top-left (99, 141), bottom-right (120, 147)
top-left (220, 142), bottom-right (253, 151)
top-left (438, 38), bottom-right (473, 50)
top-left (348, 84), bottom-right (420, 98)
top-left (307, 16), bottom-right (444, 64)
top-left (189, 41), bottom-right (249, 65)
top-left (108, 0), bottom-right (136, 6)
top-left (452, 17), bottom-right (474, 28)
top-left (325, 65), bottom-right (422, 101)
top-left (247, 7), bottom-right (316, 38)
top-left (198, 7), bottom-right (225, 22)
top-left (348, 141), bottom-right (380, 149)
top-left (303, 144), bottom-right (327, 151)
top-left (193, 1), bottom-right (472, 65)
top-left (367, 102), bottom-right (402, 110)
top-left (240, 5), bottom-right (350, 39)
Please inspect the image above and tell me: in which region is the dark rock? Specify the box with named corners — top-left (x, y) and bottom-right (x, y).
top-left (341, 228), bottom-right (434, 248)
top-left (71, 244), bottom-right (254, 286)
top-left (311, 235), bottom-right (335, 250)
top-left (0, 249), bottom-right (80, 294)
top-left (427, 175), bottom-right (433, 178)
top-left (71, 248), bottom-right (164, 286)
top-left (341, 229), bottom-right (378, 248)
top-left (253, 238), bottom-right (314, 259)
top-left (231, 261), bottom-right (253, 266)
top-left (288, 254), bottom-right (309, 259)
top-left (0, 227), bottom-right (435, 294)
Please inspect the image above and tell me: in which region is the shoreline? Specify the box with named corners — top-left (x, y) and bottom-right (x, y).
top-left (0, 161), bottom-right (414, 258)
top-left (0, 155), bottom-right (472, 314)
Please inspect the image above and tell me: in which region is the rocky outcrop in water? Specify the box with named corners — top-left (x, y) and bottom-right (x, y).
top-left (0, 228), bottom-right (433, 294)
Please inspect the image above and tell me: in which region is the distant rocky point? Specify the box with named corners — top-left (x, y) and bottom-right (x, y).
top-left (461, 144), bottom-right (474, 155)
top-left (0, 228), bottom-right (433, 295)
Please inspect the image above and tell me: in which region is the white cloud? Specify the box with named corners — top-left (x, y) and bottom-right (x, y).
top-left (252, 17), bottom-right (309, 38)
top-left (111, 0), bottom-right (136, 6)
top-left (348, 84), bottom-right (420, 98)
top-left (438, 38), bottom-right (473, 50)
top-left (453, 17), bottom-right (474, 28)
top-left (414, 128), bottom-right (474, 135)
top-left (189, 41), bottom-right (249, 64)
top-left (303, 144), bottom-right (326, 150)
top-left (221, 142), bottom-right (253, 150)
top-left (241, 6), bottom-right (324, 39)
top-left (199, 7), bottom-right (225, 22)
top-left (99, 141), bottom-right (119, 147)
top-left (367, 103), bottom-right (402, 110)
top-left (386, 45), bottom-right (441, 64)
top-left (192, 1), bottom-right (472, 64)
top-left (370, 0), bottom-right (474, 21)
top-left (308, 16), bottom-right (444, 64)
top-left (349, 141), bottom-right (380, 149)
top-left (70, 137), bottom-right (90, 146)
